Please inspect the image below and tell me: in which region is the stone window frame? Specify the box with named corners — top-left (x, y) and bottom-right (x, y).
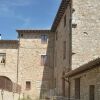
top-left (63, 41), bottom-right (66, 60)
top-left (55, 31), bottom-right (58, 41)
top-left (26, 81), bottom-right (31, 90)
top-left (41, 34), bottom-right (48, 44)
top-left (64, 14), bottom-right (66, 27)
top-left (41, 55), bottom-right (48, 66)
top-left (0, 53), bottom-right (6, 65)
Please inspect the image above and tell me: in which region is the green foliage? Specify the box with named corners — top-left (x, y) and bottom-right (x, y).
top-left (18, 95), bottom-right (32, 100)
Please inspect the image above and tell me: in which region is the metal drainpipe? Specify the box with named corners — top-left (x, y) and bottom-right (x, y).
top-left (17, 34), bottom-right (20, 84)
top-left (64, 77), bottom-right (70, 100)
top-left (66, 0), bottom-right (72, 99)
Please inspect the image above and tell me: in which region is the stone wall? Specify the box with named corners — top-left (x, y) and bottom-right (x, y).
top-left (18, 32), bottom-right (54, 100)
top-left (69, 66), bottom-right (100, 100)
top-left (0, 90), bottom-right (23, 100)
top-left (72, 0), bottom-right (100, 69)
top-left (0, 42), bottom-right (18, 83)
top-left (54, 3), bottom-right (72, 96)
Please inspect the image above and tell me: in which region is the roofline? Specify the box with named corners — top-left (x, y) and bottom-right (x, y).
top-left (16, 0), bottom-right (71, 33)
top-left (65, 58), bottom-right (100, 78)
top-left (0, 40), bottom-right (19, 44)
top-left (51, 0), bottom-right (71, 32)
top-left (16, 29), bottom-right (54, 34)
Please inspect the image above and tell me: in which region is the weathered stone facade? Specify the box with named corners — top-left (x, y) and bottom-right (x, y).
top-left (0, 41), bottom-right (18, 83)
top-left (17, 31), bottom-right (55, 99)
top-left (0, 0), bottom-right (100, 100)
top-left (53, 3), bottom-right (72, 96)
top-left (72, 0), bottom-right (100, 69)
top-left (66, 61), bottom-right (100, 100)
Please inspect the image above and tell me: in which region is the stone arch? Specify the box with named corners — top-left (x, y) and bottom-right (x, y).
top-left (0, 76), bottom-right (13, 92)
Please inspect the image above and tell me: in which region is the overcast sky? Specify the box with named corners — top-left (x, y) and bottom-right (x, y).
top-left (0, 0), bottom-right (61, 40)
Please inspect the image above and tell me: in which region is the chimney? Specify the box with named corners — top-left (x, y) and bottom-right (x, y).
top-left (0, 34), bottom-right (1, 40)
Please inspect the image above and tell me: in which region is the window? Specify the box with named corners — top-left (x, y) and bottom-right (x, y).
top-left (89, 85), bottom-right (95, 100)
top-left (26, 81), bottom-right (31, 90)
top-left (63, 41), bottom-right (66, 59)
top-left (64, 15), bottom-right (66, 27)
top-left (41, 55), bottom-right (48, 66)
top-left (20, 33), bottom-right (23, 37)
top-left (0, 53), bottom-right (6, 64)
top-left (72, 8), bottom-right (75, 13)
top-left (54, 78), bottom-right (56, 88)
top-left (62, 72), bottom-right (65, 96)
top-left (41, 35), bottom-right (48, 43)
top-left (55, 31), bottom-right (58, 40)
top-left (75, 78), bottom-right (80, 99)
top-left (18, 33), bottom-right (23, 38)
top-left (72, 23), bottom-right (77, 28)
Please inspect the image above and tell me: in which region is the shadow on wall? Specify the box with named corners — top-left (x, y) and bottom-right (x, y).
top-left (39, 34), bottom-right (55, 99)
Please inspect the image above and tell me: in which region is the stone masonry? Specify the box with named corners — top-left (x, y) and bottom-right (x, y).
top-left (72, 0), bottom-right (100, 69)
top-left (0, 41), bottom-right (18, 83)
top-left (17, 31), bottom-right (55, 100)
top-left (0, 0), bottom-right (100, 100)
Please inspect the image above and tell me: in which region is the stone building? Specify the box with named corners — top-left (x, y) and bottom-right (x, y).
top-left (72, 0), bottom-right (100, 69)
top-left (51, 0), bottom-right (72, 96)
top-left (16, 30), bottom-right (55, 99)
top-left (0, 0), bottom-right (100, 100)
top-left (65, 58), bottom-right (100, 100)
top-left (0, 40), bottom-right (20, 92)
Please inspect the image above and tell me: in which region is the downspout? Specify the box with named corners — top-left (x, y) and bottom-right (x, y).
top-left (65, 77), bottom-right (70, 100)
top-left (64, 0), bottom-right (72, 99)
top-left (69, 0), bottom-right (72, 70)
top-left (17, 34), bottom-right (20, 84)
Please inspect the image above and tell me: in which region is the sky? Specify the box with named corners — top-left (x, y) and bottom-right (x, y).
top-left (0, 0), bottom-right (61, 40)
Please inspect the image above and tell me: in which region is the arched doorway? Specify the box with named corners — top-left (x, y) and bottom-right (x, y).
top-left (0, 76), bottom-right (13, 92)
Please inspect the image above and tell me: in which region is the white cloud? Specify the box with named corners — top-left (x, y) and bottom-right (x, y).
top-left (0, 0), bottom-right (33, 25)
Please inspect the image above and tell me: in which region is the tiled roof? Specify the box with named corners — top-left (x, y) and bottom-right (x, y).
top-left (65, 58), bottom-right (100, 77)
top-left (0, 40), bottom-right (19, 44)
top-left (51, 0), bottom-right (71, 32)
top-left (16, 30), bottom-right (52, 33)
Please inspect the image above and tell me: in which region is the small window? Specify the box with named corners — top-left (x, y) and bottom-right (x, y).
top-left (72, 23), bottom-right (77, 28)
top-left (26, 81), bottom-right (31, 90)
top-left (63, 41), bottom-right (66, 59)
top-left (64, 15), bottom-right (66, 27)
top-left (21, 33), bottom-right (23, 37)
top-left (54, 78), bottom-right (56, 88)
top-left (0, 53), bottom-right (6, 64)
top-left (41, 35), bottom-right (48, 43)
top-left (55, 31), bottom-right (58, 40)
top-left (41, 55), bottom-right (48, 66)
top-left (72, 8), bottom-right (75, 13)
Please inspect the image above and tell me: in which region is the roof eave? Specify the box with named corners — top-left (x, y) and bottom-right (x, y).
top-left (51, 0), bottom-right (71, 32)
top-left (65, 58), bottom-right (100, 78)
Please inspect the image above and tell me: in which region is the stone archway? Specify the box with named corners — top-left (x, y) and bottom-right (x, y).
top-left (0, 76), bottom-right (13, 92)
